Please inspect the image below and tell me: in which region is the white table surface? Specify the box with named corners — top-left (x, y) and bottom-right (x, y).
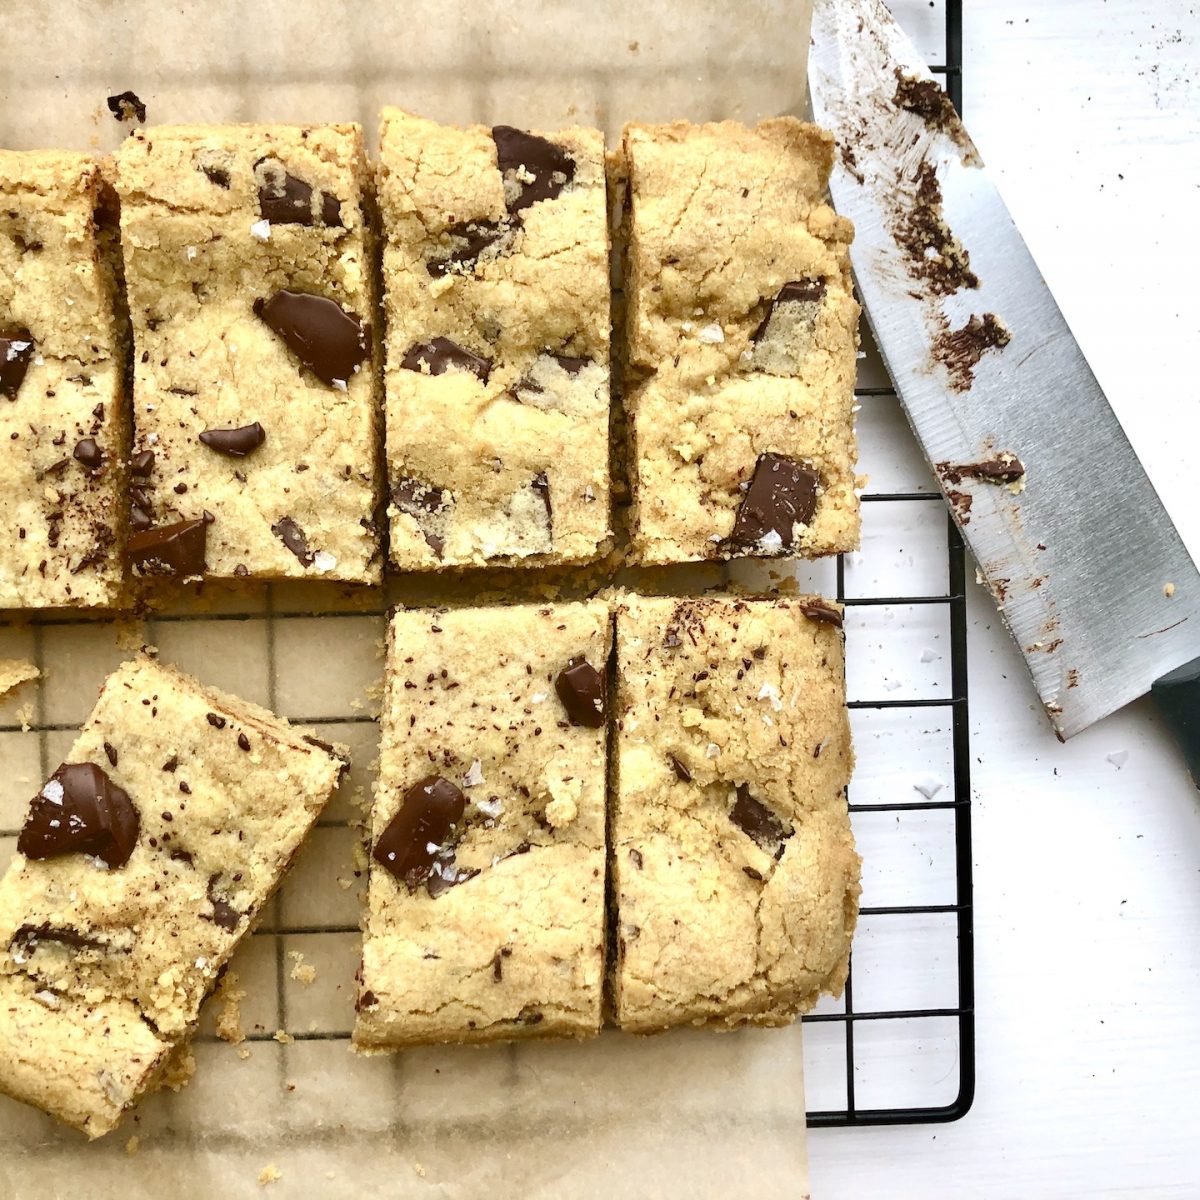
top-left (809, 2), bottom-right (1200, 1196)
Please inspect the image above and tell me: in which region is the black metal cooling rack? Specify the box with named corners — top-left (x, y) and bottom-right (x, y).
top-left (803, 0), bottom-right (974, 1127)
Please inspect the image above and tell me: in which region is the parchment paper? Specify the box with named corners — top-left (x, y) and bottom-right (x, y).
top-left (0, 2), bottom-right (816, 1195)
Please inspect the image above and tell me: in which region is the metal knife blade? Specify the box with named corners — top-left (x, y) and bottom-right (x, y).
top-left (809, 0), bottom-right (1200, 739)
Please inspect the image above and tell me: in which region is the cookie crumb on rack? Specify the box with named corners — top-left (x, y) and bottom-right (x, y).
top-left (0, 659), bottom-right (38, 700)
top-left (288, 949), bottom-right (317, 985)
top-left (214, 970), bottom-right (247, 1044)
top-left (258, 1163), bottom-right (282, 1187)
top-left (125, 1135), bottom-right (140, 1156)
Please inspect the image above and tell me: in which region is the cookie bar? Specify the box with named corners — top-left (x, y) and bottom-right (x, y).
top-left (610, 594), bottom-right (859, 1030)
top-left (617, 119), bottom-right (861, 565)
top-left (113, 123), bottom-right (379, 583)
top-left (355, 600), bottom-right (610, 1048)
top-left (377, 108), bottom-right (610, 571)
top-left (0, 150), bottom-right (128, 607)
top-left (0, 657), bottom-right (347, 1137)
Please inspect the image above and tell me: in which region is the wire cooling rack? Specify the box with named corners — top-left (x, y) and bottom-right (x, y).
top-left (800, 0), bottom-right (974, 1127)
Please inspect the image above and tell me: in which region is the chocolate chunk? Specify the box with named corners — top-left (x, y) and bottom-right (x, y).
top-left (730, 453), bottom-right (819, 550)
top-left (668, 753), bottom-right (692, 782)
top-left (302, 734), bottom-right (336, 755)
top-left (255, 158), bottom-right (343, 227)
top-left (10, 923), bottom-right (104, 959)
top-left (555, 657), bottom-right (606, 728)
top-left (492, 126), bottom-right (576, 213)
top-left (106, 90), bottom-right (146, 123)
top-left (391, 477), bottom-right (451, 558)
top-left (0, 329), bottom-right (34, 401)
top-left (426, 220), bottom-right (508, 278)
top-left (130, 502), bottom-right (153, 532)
top-left (254, 290), bottom-right (369, 387)
top-left (357, 989), bottom-right (378, 1011)
top-left (18, 762), bottom-right (140, 868)
top-left (799, 599), bottom-right (844, 628)
top-left (129, 518), bottom-right (207, 577)
top-left (729, 784), bottom-right (794, 859)
top-left (206, 876), bottom-right (241, 931)
top-left (629, 848), bottom-right (644, 870)
top-left (206, 712), bottom-right (227, 729)
top-left (400, 337), bottom-right (491, 384)
top-left (199, 422), bottom-right (266, 457)
top-left (103, 742), bottom-right (118, 767)
top-left (372, 776), bottom-right (466, 893)
top-left (130, 450), bottom-right (155, 477)
top-left (272, 516), bottom-right (314, 566)
top-left (751, 279), bottom-right (827, 343)
top-left (237, 732), bottom-right (251, 751)
top-left (72, 438), bottom-right (102, 469)
top-left (200, 163), bottom-right (231, 189)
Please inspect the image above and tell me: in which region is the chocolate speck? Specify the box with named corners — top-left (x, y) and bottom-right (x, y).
top-left (106, 91), bottom-right (147, 123)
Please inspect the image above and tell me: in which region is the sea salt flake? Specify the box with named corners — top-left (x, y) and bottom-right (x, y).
top-left (475, 796), bottom-right (503, 817)
top-left (312, 551), bottom-right (337, 572)
top-left (250, 219), bottom-right (271, 241)
top-left (913, 773), bottom-right (945, 800)
top-left (41, 780), bottom-right (64, 805)
top-left (1106, 750), bottom-right (1129, 770)
top-left (920, 648), bottom-right (939, 663)
top-left (185, 245), bottom-right (197, 260)
top-left (462, 759), bottom-right (485, 788)
top-left (759, 529), bottom-right (784, 553)
top-left (697, 322), bottom-right (725, 344)
top-left (756, 681), bottom-right (783, 712)
top-left (705, 743), bottom-right (721, 759)
top-left (883, 678), bottom-right (902, 692)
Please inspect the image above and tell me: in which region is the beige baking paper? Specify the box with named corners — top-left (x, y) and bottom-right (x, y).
top-left (0, 1), bottom-right (816, 1196)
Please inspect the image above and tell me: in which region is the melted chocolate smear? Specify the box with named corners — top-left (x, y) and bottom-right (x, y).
top-left (72, 438), bottom-right (103, 470)
top-left (272, 516), bottom-right (314, 566)
top-left (729, 784), bottom-right (794, 860)
top-left (798, 599), bottom-right (844, 628)
top-left (400, 337), bottom-right (491, 384)
top-left (426, 220), bottom-right (508, 278)
top-left (730, 453), bottom-right (819, 550)
top-left (18, 762), bottom-right (140, 868)
top-left (129, 518), bottom-right (207, 577)
top-left (255, 159), bottom-right (343, 228)
top-left (391, 476), bottom-right (450, 557)
top-left (0, 330), bottom-right (34, 401)
top-left (254, 290), bottom-right (368, 387)
top-left (936, 451), bottom-right (1025, 487)
top-left (892, 161), bottom-right (978, 296)
top-left (930, 313), bottom-right (1012, 393)
top-left (106, 91), bottom-right (147, 123)
top-left (893, 69), bottom-right (960, 132)
top-left (10, 923), bottom-right (105, 958)
top-left (372, 776), bottom-right (466, 893)
top-left (492, 126), bottom-right (576, 214)
top-left (751, 280), bottom-right (827, 343)
top-left (555, 657), bottom-right (606, 728)
top-left (199, 422), bottom-right (266, 457)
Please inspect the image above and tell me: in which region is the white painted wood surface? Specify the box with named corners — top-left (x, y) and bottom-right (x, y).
top-left (808, 2), bottom-right (1200, 1195)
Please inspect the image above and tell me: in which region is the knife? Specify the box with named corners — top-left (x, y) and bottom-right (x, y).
top-left (808, 0), bottom-right (1200, 780)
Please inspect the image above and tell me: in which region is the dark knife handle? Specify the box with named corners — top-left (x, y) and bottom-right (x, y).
top-left (1152, 656), bottom-right (1200, 788)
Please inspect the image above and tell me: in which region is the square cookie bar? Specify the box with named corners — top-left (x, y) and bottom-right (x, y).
top-left (0, 657), bottom-right (347, 1137)
top-left (355, 600), bottom-right (610, 1048)
top-left (0, 150), bottom-right (127, 607)
top-left (377, 108), bottom-right (610, 571)
top-left (611, 594), bottom-right (860, 1031)
top-left (617, 119), bottom-right (861, 566)
top-left (113, 123), bottom-right (379, 583)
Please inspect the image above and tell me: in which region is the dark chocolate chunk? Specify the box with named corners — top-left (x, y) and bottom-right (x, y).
top-left (199, 422), bottom-right (266, 457)
top-left (730, 453), bottom-right (819, 550)
top-left (302, 734), bottom-right (336, 755)
top-left (206, 876), bottom-right (241, 931)
top-left (555, 657), bottom-right (606, 728)
top-left (729, 783), bottom-right (794, 859)
top-left (629, 848), bottom-right (644, 870)
top-left (255, 158), bottom-right (343, 227)
top-left (103, 742), bottom-right (118, 767)
top-left (254, 290), bottom-right (368, 387)
top-left (372, 775), bottom-right (466, 893)
top-left (206, 712), bottom-right (227, 729)
top-left (237, 732), bottom-right (251, 752)
top-left (357, 989), bottom-right (378, 1011)
top-left (0, 329), bottom-right (34, 401)
top-left (200, 163), bottom-right (231, 189)
top-left (72, 438), bottom-right (102, 469)
top-left (272, 516), bottom-right (314, 566)
top-left (668, 753), bottom-right (692, 783)
top-left (426, 219), bottom-right (508, 278)
top-left (391, 477), bottom-right (451, 558)
top-left (492, 126), bottom-right (576, 213)
top-left (130, 449), bottom-right (155, 477)
top-left (751, 279), bottom-right (827, 343)
top-left (799, 599), bottom-right (844, 628)
top-left (130, 502), bottom-right (153, 532)
top-left (18, 762), bottom-right (140, 868)
top-left (399, 337), bottom-right (491, 384)
top-left (129, 518), bottom-right (207, 577)
top-left (106, 90), bottom-right (146, 123)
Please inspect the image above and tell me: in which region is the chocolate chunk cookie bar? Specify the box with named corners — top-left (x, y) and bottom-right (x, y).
top-left (355, 601), bottom-right (610, 1048)
top-left (611, 594), bottom-right (859, 1030)
top-left (0, 151), bottom-right (127, 607)
top-left (617, 119), bottom-right (861, 565)
top-left (377, 109), bottom-right (610, 570)
top-left (0, 657), bottom-right (347, 1136)
top-left (113, 124), bottom-right (379, 583)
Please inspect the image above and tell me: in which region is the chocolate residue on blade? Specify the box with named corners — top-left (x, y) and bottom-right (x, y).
top-left (937, 451), bottom-right (1025, 487)
top-left (946, 489), bottom-right (974, 524)
top-left (892, 161), bottom-right (978, 296)
top-left (892, 68), bottom-right (980, 161)
top-left (931, 312), bottom-right (1012, 391)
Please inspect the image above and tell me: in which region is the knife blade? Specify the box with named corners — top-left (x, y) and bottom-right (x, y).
top-left (809, 0), bottom-right (1200, 743)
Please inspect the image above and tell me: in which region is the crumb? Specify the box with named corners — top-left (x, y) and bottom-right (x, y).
top-left (336, 876), bottom-right (354, 890)
top-left (1164, 582), bottom-right (1176, 598)
top-left (288, 950), bottom-right (317, 985)
top-left (15, 701), bottom-right (34, 732)
top-left (237, 1046), bottom-right (252, 1060)
top-left (125, 1135), bottom-right (140, 1156)
top-left (0, 659), bottom-right (38, 700)
top-left (413, 1162), bottom-right (427, 1177)
top-left (258, 1163), bottom-right (282, 1187)
top-left (115, 620), bottom-right (150, 652)
top-left (628, 39), bottom-right (639, 51)
top-left (160, 1046), bottom-right (196, 1092)
top-left (273, 1029), bottom-right (294, 1044)
top-left (214, 970), bottom-right (247, 1045)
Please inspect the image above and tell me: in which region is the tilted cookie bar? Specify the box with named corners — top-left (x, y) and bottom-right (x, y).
top-left (355, 601), bottom-right (610, 1048)
top-left (0, 657), bottom-right (346, 1136)
top-left (611, 593), bottom-right (860, 1030)
top-left (377, 108), bottom-right (610, 571)
top-left (0, 150), bottom-right (127, 607)
top-left (113, 123), bottom-right (379, 583)
top-left (618, 119), bottom-right (860, 565)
